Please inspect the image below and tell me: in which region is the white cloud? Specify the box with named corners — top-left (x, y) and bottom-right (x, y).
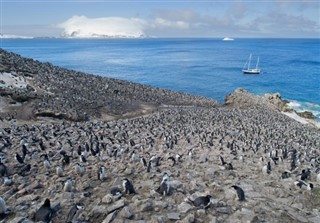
top-left (153, 18), bottom-right (190, 29)
top-left (57, 15), bottom-right (147, 38)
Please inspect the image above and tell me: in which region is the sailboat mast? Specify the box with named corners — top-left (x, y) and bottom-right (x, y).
top-left (248, 54), bottom-right (252, 69)
top-left (256, 56), bottom-right (259, 69)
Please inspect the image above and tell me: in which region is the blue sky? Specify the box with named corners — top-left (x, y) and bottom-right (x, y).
top-left (1, 0), bottom-right (319, 38)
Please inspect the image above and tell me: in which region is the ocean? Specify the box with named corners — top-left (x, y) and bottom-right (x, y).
top-left (1, 38), bottom-right (319, 119)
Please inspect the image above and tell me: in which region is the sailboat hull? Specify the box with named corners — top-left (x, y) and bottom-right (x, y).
top-left (242, 69), bottom-right (260, 74)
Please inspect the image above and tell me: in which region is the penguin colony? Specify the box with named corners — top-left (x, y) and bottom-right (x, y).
top-left (1, 106), bottom-right (319, 222)
top-left (0, 49), bottom-right (320, 222)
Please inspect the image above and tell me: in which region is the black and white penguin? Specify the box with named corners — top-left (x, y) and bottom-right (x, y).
top-left (34, 198), bottom-right (52, 223)
top-left (66, 203), bottom-right (84, 223)
top-left (15, 153), bottom-right (24, 164)
top-left (41, 154), bottom-right (51, 169)
top-left (122, 178), bottom-right (136, 194)
top-left (188, 195), bottom-right (212, 209)
top-left (3, 176), bottom-right (13, 186)
top-left (188, 148), bottom-right (193, 159)
top-left (281, 171), bottom-right (291, 179)
top-left (262, 161), bottom-right (271, 174)
top-left (56, 165), bottom-right (64, 177)
top-left (294, 180), bottom-right (313, 190)
top-left (0, 159), bottom-right (8, 177)
top-left (156, 173), bottom-right (170, 196)
top-left (168, 156), bottom-right (176, 167)
top-left (64, 177), bottom-right (73, 192)
top-left (74, 163), bottom-right (84, 176)
top-left (299, 169), bottom-right (311, 181)
top-left (147, 160), bottom-right (152, 173)
top-left (0, 196), bottom-right (7, 215)
top-left (98, 166), bottom-right (106, 181)
top-left (110, 187), bottom-right (122, 196)
top-left (231, 185), bottom-right (245, 201)
top-left (140, 157), bottom-right (147, 167)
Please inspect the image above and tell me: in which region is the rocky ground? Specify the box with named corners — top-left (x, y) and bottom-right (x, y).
top-left (0, 49), bottom-right (320, 223)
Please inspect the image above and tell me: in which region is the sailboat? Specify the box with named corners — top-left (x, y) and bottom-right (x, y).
top-left (242, 54), bottom-right (261, 74)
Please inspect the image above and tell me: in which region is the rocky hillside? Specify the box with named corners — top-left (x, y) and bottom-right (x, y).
top-left (0, 49), bottom-right (218, 121)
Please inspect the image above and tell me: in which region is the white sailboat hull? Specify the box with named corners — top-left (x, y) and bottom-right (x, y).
top-left (242, 68), bottom-right (260, 74)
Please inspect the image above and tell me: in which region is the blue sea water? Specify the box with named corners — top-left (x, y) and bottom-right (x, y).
top-left (1, 38), bottom-right (320, 119)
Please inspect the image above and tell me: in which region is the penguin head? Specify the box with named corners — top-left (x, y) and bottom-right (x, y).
top-left (43, 198), bottom-right (51, 207)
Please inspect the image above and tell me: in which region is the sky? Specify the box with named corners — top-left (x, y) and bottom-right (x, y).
top-left (1, 0), bottom-right (319, 38)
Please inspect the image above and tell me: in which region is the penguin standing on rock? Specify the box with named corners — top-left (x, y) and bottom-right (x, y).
top-left (64, 177), bottom-right (73, 192)
top-left (34, 198), bottom-right (53, 223)
top-left (66, 203), bottom-right (84, 223)
top-left (122, 178), bottom-right (136, 194)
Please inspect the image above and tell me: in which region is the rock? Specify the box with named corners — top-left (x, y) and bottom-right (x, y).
top-left (107, 199), bottom-right (126, 213)
top-left (139, 199), bottom-right (153, 212)
top-left (103, 211), bottom-right (117, 223)
top-left (167, 212), bottom-right (180, 220)
top-left (216, 206), bottom-right (232, 214)
top-left (308, 215), bottom-right (320, 223)
top-left (102, 194), bottom-right (113, 204)
top-left (297, 111), bottom-right (315, 119)
top-left (178, 202), bottom-right (193, 213)
top-left (119, 206), bottom-right (134, 219)
top-left (181, 213), bottom-right (195, 223)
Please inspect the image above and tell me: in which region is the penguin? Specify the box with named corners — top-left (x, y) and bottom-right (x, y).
top-left (0, 159), bottom-right (8, 177)
top-left (156, 173), bottom-right (170, 196)
top-left (15, 153), bottom-right (24, 164)
top-left (231, 185), bottom-right (245, 201)
top-left (168, 156), bottom-right (176, 167)
top-left (34, 198), bottom-right (52, 223)
top-left (147, 160), bottom-right (152, 173)
top-left (41, 154), bottom-right (51, 169)
top-left (56, 165), bottom-right (64, 177)
top-left (294, 180), bottom-right (313, 190)
top-left (131, 151), bottom-right (137, 161)
top-left (175, 154), bottom-right (183, 162)
top-left (98, 166), bottom-right (106, 181)
top-left (74, 163), bottom-right (84, 176)
top-left (262, 161), bottom-right (271, 174)
top-left (18, 164), bottom-right (31, 176)
top-left (80, 154), bottom-right (87, 163)
top-left (188, 148), bottom-right (193, 159)
top-left (281, 171), bottom-right (291, 179)
top-left (3, 176), bottom-right (13, 186)
top-left (140, 157), bottom-right (147, 167)
top-left (66, 203), bottom-right (84, 223)
top-left (110, 187), bottom-right (122, 196)
top-left (219, 155), bottom-right (227, 165)
top-left (188, 195), bottom-right (212, 209)
top-left (122, 178), bottom-right (136, 194)
top-left (299, 169), bottom-right (311, 181)
top-left (64, 177), bottom-right (73, 192)
top-left (61, 153), bottom-right (70, 166)
top-left (0, 196), bottom-right (7, 215)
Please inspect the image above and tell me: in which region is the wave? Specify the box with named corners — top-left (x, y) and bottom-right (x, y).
top-left (286, 99), bottom-right (320, 120)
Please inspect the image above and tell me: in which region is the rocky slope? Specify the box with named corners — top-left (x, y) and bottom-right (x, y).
top-left (0, 49), bottom-right (320, 223)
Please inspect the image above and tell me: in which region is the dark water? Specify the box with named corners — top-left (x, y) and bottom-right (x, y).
top-left (1, 38), bottom-right (319, 118)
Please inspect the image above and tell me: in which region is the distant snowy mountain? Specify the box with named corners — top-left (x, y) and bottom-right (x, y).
top-left (0, 34), bottom-right (34, 39)
top-left (61, 31), bottom-right (145, 39)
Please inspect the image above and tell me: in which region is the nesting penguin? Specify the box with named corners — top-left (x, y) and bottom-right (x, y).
top-left (34, 198), bottom-right (52, 223)
top-left (294, 180), bottom-right (313, 190)
top-left (66, 203), bottom-right (84, 223)
top-left (188, 195), bottom-right (212, 209)
top-left (168, 156), bottom-right (176, 167)
top-left (122, 178), bottom-right (136, 194)
top-left (74, 163), bottom-right (84, 176)
top-left (64, 177), bottom-right (73, 192)
top-left (262, 161), bottom-right (271, 174)
top-left (98, 166), bottom-right (106, 181)
top-left (231, 185), bottom-right (245, 201)
top-left (156, 173), bottom-right (171, 196)
top-left (56, 165), bottom-right (64, 177)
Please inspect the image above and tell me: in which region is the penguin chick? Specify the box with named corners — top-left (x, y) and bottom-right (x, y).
top-left (231, 185), bottom-right (245, 201)
top-left (34, 198), bottom-right (52, 223)
top-left (122, 178), bottom-right (136, 194)
top-left (66, 203), bottom-right (84, 223)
